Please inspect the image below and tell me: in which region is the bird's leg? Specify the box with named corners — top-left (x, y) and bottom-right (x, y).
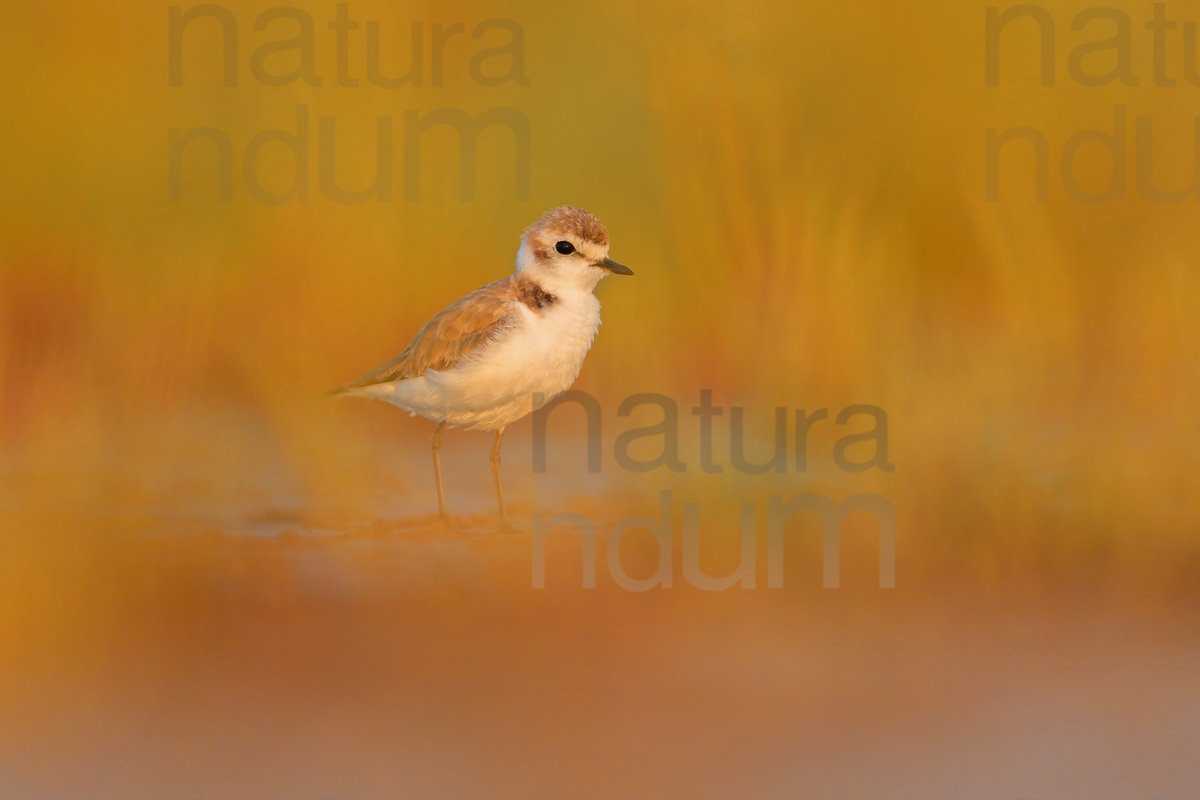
top-left (490, 426), bottom-right (509, 527)
top-left (431, 420), bottom-right (448, 522)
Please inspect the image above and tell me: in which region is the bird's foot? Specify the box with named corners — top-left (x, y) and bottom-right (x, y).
top-left (497, 514), bottom-right (528, 534)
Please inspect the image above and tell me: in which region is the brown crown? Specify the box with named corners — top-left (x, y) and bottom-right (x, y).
top-left (524, 206), bottom-right (609, 248)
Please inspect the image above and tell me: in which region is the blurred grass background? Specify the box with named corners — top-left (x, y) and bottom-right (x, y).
top-left (1, 0), bottom-right (1195, 549)
top-left (1, 0), bottom-right (1199, 795)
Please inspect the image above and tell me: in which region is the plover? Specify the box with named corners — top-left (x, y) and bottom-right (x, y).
top-left (330, 206), bottom-right (633, 525)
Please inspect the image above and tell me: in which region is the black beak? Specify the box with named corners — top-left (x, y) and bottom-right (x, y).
top-left (600, 257), bottom-right (634, 275)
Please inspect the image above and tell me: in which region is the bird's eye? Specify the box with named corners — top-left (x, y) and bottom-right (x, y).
top-left (555, 241), bottom-right (575, 255)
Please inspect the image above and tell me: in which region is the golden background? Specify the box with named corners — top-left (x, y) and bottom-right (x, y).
top-left (1, 0), bottom-right (1197, 797)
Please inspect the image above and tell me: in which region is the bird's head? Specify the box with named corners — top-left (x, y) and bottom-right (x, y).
top-left (516, 206), bottom-right (632, 293)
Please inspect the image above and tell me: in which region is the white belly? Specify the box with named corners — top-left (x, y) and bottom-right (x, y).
top-left (360, 293), bottom-right (601, 430)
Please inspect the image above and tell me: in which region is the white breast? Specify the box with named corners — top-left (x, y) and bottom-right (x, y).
top-left (378, 291), bottom-right (602, 430)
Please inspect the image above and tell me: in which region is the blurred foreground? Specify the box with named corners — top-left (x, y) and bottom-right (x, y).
top-left (2, 420), bottom-right (1198, 798)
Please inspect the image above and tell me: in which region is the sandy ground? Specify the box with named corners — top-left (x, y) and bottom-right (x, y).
top-left (1, 420), bottom-right (1197, 799)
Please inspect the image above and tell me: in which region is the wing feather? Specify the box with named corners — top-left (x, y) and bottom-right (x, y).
top-left (330, 277), bottom-right (517, 394)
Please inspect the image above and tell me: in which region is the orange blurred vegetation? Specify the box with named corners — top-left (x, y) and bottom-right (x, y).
top-left (1, 0), bottom-right (1198, 795)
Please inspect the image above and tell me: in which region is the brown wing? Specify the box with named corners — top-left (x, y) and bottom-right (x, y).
top-left (330, 277), bottom-right (518, 394)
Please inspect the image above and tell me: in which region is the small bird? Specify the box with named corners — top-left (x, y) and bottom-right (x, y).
top-left (330, 206), bottom-right (633, 526)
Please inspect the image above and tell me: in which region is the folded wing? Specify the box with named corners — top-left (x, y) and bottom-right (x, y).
top-left (330, 277), bottom-right (518, 394)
